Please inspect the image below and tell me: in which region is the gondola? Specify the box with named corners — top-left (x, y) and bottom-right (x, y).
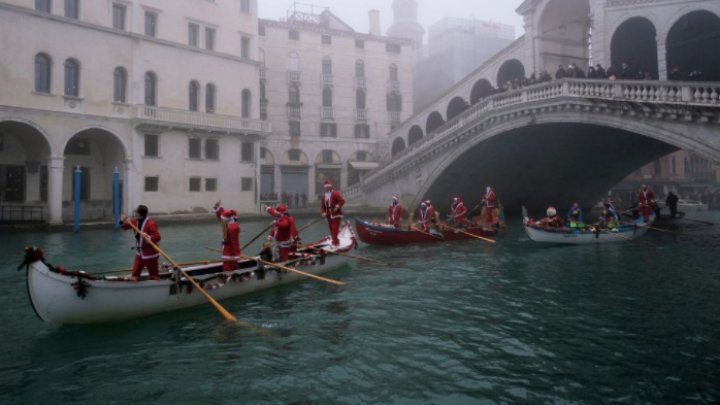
top-left (21, 223), bottom-right (356, 325)
top-left (354, 217), bottom-right (497, 245)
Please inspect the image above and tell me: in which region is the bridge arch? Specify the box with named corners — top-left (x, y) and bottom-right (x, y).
top-left (0, 120), bottom-right (53, 203)
top-left (536, 0), bottom-right (591, 74)
top-left (496, 59), bottom-right (526, 88)
top-left (408, 125), bottom-right (424, 146)
top-left (446, 97), bottom-right (469, 121)
top-left (666, 10), bottom-right (720, 81)
top-left (611, 17), bottom-right (658, 80)
top-left (391, 137), bottom-right (406, 157)
top-left (470, 79), bottom-right (494, 104)
top-left (426, 111), bottom-right (445, 134)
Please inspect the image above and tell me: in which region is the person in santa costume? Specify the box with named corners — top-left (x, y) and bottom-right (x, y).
top-left (213, 201), bottom-right (240, 271)
top-left (386, 196), bottom-right (404, 228)
top-left (320, 180), bottom-right (345, 246)
top-left (636, 184), bottom-right (655, 222)
top-left (416, 200), bottom-right (436, 231)
top-left (449, 196), bottom-right (469, 228)
top-left (266, 203), bottom-right (297, 262)
top-left (480, 186), bottom-right (497, 226)
top-left (532, 206), bottom-right (564, 229)
top-left (120, 204), bottom-right (161, 280)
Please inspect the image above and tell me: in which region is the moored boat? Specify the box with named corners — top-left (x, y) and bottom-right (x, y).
top-left (354, 217), bottom-right (497, 245)
top-left (523, 207), bottom-right (655, 244)
top-left (22, 223), bottom-right (356, 325)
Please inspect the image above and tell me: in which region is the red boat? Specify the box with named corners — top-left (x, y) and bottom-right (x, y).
top-left (354, 217), bottom-right (498, 245)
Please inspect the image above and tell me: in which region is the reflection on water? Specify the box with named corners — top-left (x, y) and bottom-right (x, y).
top-left (1, 214), bottom-right (719, 403)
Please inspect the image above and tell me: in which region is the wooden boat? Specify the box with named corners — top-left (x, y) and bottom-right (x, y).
top-left (354, 217), bottom-right (497, 245)
top-left (522, 206), bottom-right (655, 244)
top-left (22, 223), bottom-right (356, 325)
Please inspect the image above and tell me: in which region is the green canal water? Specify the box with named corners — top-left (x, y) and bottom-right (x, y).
top-left (1, 213), bottom-right (719, 404)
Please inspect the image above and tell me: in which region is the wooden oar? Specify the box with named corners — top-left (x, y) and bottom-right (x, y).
top-left (124, 220), bottom-right (238, 323)
top-left (457, 229), bottom-right (496, 244)
top-left (410, 226), bottom-right (443, 240)
top-left (298, 216), bottom-right (325, 233)
top-left (646, 226), bottom-right (677, 234)
top-left (588, 225), bottom-right (633, 241)
top-left (682, 217), bottom-right (714, 226)
top-left (239, 254), bottom-right (345, 286)
top-left (96, 259), bottom-right (216, 275)
top-left (240, 221), bottom-right (275, 251)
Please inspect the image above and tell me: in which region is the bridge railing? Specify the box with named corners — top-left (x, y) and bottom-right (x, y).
top-left (349, 78), bottom-right (720, 199)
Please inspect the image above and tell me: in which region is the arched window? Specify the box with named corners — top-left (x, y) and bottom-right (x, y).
top-left (206, 83), bottom-right (216, 113)
top-left (389, 64), bottom-right (398, 81)
top-left (356, 89), bottom-right (366, 109)
top-left (322, 86), bottom-right (333, 107)
top-left (113, 67), bottom-right (127, 103)
top-left (289, 85), bottom-right (300, 104)
top-left (189, 80), bottom-right (200, 111)
top-left (64, 58), bottom-right (80, 97)
top-left (355, 59), bottom-right (365, 78)
top-left (322, 57), bottom-right (332, 74)
top-left (34, 53), bottom-right (51, 93)
top-left (242, 89), bottom-right (252, 118)
top-left (144, 71), bottom-right (157, 106)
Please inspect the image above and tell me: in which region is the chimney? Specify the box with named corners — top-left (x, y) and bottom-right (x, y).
top-left (368, 10), bottom-right (381, 35)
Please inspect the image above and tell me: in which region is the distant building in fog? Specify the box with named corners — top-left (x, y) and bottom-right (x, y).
top-left (413, 17), bottom-right (515, 112)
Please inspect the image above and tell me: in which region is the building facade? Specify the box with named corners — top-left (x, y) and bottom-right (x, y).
top-left (0, 0), bottom-right (268, 224)
top-left (257, 6), bottom-right (414, 207)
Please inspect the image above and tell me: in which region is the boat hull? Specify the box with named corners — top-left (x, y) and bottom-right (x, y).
top-left (523, 213), bottom-right (655, 244)
top-left (354, 217), bottom-right (497, 245)
top-left (26, 224), bottom-right (356, 324)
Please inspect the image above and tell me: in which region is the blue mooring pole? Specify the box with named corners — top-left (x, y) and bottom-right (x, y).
top-left (113, 167), bottom-right (120, 230)
top-left (73, 165), bottom-right (82, 233)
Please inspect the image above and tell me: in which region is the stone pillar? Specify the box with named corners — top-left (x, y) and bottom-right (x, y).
top-left (124, 159), bottom-right (135, 213)
top-left (308, 165), bottom-right (317, 200)
top-left (656, 31), bottom-right (668, 81)
top-left (274, 164), bottom-right (282, 201)
top-left (47, 155), bottom-right (64, 225)
top-left (254, 140), bottom-right (261, 210)
top-left (340, 163), bottom-right (348, 190)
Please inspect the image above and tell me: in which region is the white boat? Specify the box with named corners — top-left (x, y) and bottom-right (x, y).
top-left (522, 206), bottom-right (655, 244)
top-left (22, 223), bottom-right (356, 325)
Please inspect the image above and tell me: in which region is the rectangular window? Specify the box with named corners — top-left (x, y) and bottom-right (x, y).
top-left (66, 138), bottom-right (90, 155)
top-left (205, 27), bottom-right (216, 50)
top-left (144, 11), bottom-right (157, 37)
top-left (112, 3), bottom-right (126, 30)
top-left (145, 176), bottom-right (159, 192)
top-left (355, 39), bottom-right (364, 49)
top-left (240, 0), bottom-right (250, 13)
top-left (241, 142), bottom-right (254, 162)
top-left (188, 138), bottom-right (201, 159)
top-left (322, 150), bottom-right (334, 164)
top-left (205, 139), bottom-right (219, 160)
top-left (356, 151), bottom-right (368, 161)
top-left (355, 124), bottom-right (370, 139)
top-left (241, 177), bottom-right (253, 191)
top-left (35, 0), bottom-right (51, 12)
top-left (189, 177), bottom-right (201, 192)
top-left (144, 134), bottom-right (158, 157)
top-left (205, 178), bottom-right (217, 191)
top-left (386, 43), bottom-right (401, 53)
top-left (241, 36), bottom-right (251, 58)
top-left (289, 30), bottom-right (299, 40)
top-left (188, 23), bottom-right (199, 47)
top-left (289, 121), bottom-right (301, 137)
top-left (258, 25), bottom-right (266, 36)
top-left (320, 123), bottom-right (337, 138)
top-left (322, 34), bottom-right (332, 45)
top-left (64, 0), bottom-right (79, 19)
top-left (288, 149), bottom-right (300, 161)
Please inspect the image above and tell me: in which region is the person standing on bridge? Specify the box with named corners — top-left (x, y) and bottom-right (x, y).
top-left (321, 180), bottom-right (345, 246)
top-left (637, 184), bottom-right (656, 222)
top-left (386, 196), bottom-right (404, 228)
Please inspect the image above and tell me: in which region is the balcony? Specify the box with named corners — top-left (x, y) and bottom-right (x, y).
top-left (287, 103), bottom-right (303, 120)
top-left (287, 70), bottom-right (302, 84)
top-left (322, 73), bottom-right (333, 86)
top-left (388, 79), bottom-right (400, 92)
top-left (388, 110), bottom-right (401, 126)
top-left (133, 105), bottom-right (271, 134)
top-left (355, 76), bottom-right (366, 89)
top-left (355, 108), bottom-right (367, 123)
top-left (321, 106), bottom-right (334, 121)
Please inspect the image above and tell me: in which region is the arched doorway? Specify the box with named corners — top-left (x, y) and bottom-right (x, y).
top-left (280, 148), bottom-right (309, 203)
top-left (408, 125), bottom-right (424, 146)
top-left (0, 120), bottom-right (52, 222)
top-left (391, 137), bottom-right (406, 157)
top-left (611, 17), bottom-right (658, 80)
top-left (536, 0), bottom-right (591, 74)
top-left (446, 97), bottom-right (469, 121)
top-left (666, 10), bottom-right (720, 81)
top-left (63, 128), bottom-right (127, 221)
top-left (470, 79), bottom-right (494, 104)
top-left (426, 111), bottom-right (445, 134)
top-left (496, 59), bottom-right (526, 88)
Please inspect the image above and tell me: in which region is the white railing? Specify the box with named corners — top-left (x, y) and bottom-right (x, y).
top-left (287, 70), bottom-right (301, 83)
top-left (388, 111), bottom-right (401, 126)
top-left (355, 76), bottom-right (366, 88)
top-left (355, 108), bottom-right (367, 122)
top-left (134, 105), bottom-right (271, 133)
top-left (287, 104), bottom-right (302, 120)
top-left (322, 73), bottom-right (333, 86)
top-left (321, 106), bottom-right (334, 121)
top-left (388, 79), bottom-right (400, 93)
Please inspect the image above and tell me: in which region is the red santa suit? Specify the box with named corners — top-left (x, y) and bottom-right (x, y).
top-left (450, 197), bottom-right (468, 227)
top-left (121, 216), bottom-right (161, 279)
top-left (417, 203), bottom-right (435, 231)
top-left (266, 204), bottom-right (296, 261)
top-left (637, 187), bottom-right (655, 222)
top-left (321, 181), bottom-right (345, 245)
top-left (386, 198), bottom-right (404, 228)
top-left (481, 187), bottom-right (497, 224)
top-left (215, 206), bottom-right (240, 271)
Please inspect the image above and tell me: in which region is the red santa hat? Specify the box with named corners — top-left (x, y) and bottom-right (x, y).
top-left (276, 204), bottom-right (287, 213)
top-left (220, 209), bottom-right (237, 222)
top-left (323, 180), bottom-right (332, 189)
top-left (546, 206), bottom-right (557, 216)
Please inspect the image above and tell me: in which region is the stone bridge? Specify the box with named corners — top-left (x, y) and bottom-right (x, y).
top-left (345, 78), bottom-right (720, 211)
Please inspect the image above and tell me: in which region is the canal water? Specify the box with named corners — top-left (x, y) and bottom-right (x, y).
top-left (1, 213), bottom-right (719, 404)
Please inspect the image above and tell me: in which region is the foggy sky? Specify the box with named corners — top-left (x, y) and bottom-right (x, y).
top-left (258, 0), bottom-right (525, 41)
